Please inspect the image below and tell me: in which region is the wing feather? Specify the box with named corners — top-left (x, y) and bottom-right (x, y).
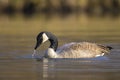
top-left (56, 42), bottom-right (112, 58)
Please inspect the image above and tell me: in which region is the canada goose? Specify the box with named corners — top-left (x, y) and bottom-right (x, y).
top-left (33, 31), bottom-right (112, 58)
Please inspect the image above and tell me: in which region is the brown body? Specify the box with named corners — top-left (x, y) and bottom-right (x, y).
top-left (55, 42), bottom-right (112, 58)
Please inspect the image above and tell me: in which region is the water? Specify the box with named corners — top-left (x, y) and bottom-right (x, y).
top-left (0, 16), bottom-right (120, 80)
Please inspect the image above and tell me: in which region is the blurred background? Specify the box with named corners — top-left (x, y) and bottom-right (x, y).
top-left (0, 0), bottom-right (120, 43)
top-left (0, 0), bottom-right (120, 80)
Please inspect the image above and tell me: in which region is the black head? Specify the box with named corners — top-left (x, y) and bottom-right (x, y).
top-left (34, 31), bottom-right (58, 51)
top-left (34, 31), bottom-right (49, 50)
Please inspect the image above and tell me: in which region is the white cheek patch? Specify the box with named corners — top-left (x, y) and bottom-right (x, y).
top-left (42, 33), bottom-right (49, 43)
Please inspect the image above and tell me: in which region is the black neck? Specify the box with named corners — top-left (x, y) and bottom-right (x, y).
top-left (46, 32), bottom-right (58, 51)
top-left (49, 39), bottom-right (58, 51)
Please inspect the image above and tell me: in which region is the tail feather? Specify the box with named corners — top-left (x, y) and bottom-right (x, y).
top-left (107, 46), bottom-right (113, 50)
top-left (98, 45), bottom-right (113, 54)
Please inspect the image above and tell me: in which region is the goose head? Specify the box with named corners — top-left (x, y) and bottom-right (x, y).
top-left (34, 31), bottom-right (58, 51)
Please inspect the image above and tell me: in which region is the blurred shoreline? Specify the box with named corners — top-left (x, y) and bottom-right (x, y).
top-left (0, 0), bottom-right (120, 43)
top-left (0, 0), bottom-right (120, 19)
